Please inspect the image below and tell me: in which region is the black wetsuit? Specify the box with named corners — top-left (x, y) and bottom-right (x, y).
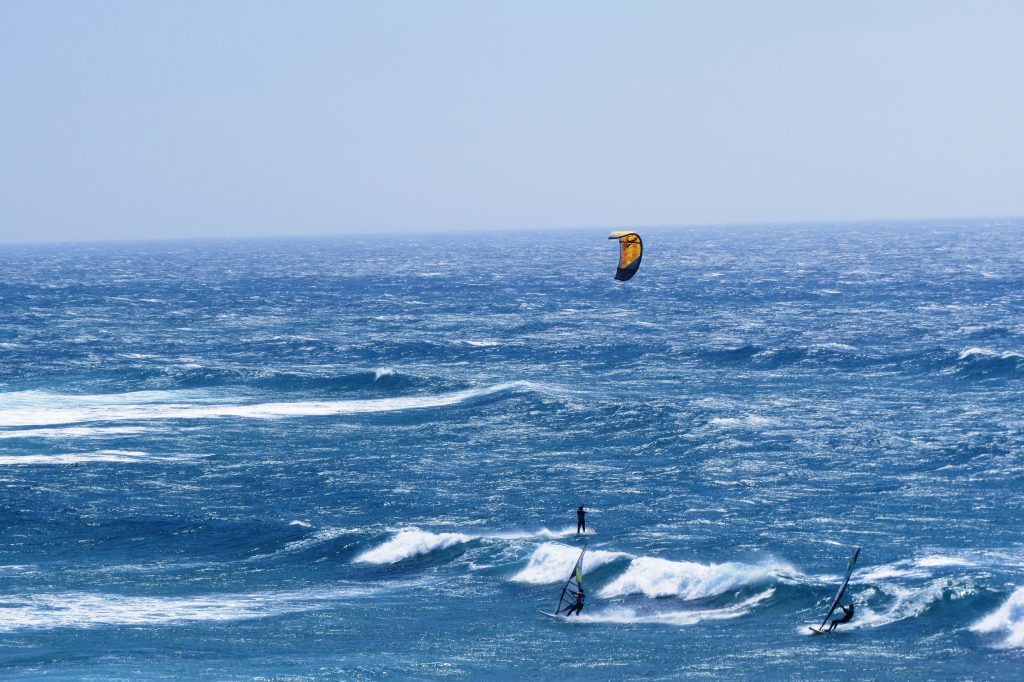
top-left (576, 506), bottom-right (586, 534)
top-left (828, 604), bottom-right (854, 631)
top-left (565, 591), bottom-right (585, 616)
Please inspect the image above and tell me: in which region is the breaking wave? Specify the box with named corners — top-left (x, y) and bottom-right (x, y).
top-left (599, 556), bottom-right (791, 600)
top-left (0, 382), bottom-right (531, 428)
top-left (954, 347), bottom-right (1024, 378)
top-left (573, 589), bottom-right (776, 626)
top-left (353, 527), bottom-right (584, 566)
top-left (852, 576), bottom-right (976, 629)
top-left (511, 542), bottom-right (628, 584)
top-left (354, 529), bottom-right (474, 564)
top-left (971, 587), bottom-right (1024, 647)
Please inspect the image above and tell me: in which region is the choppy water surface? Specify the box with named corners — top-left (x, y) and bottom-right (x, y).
top-left (1, 222), bottom-right (1022, 679)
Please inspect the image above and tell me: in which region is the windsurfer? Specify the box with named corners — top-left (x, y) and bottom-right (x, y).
top-left (576, 505), bottom-right (586, 534)
top-left (827, 603), bottom-right (854, 631)
top-left (564, 587), bottom-right (585, 616)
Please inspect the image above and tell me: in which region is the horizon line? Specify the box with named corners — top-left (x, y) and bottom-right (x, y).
top-left (1, 213), bottom-right (1021, 248)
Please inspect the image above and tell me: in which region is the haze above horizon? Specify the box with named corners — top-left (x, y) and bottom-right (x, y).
top-left (1, 1), bottom-right (1022, 244)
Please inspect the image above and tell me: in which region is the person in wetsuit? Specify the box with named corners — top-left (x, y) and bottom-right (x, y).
top-left (828, 603), bottom-right (855, 631)
top-left (564, 587), bottom-right (585, 616)
top-left (576, 505), bottom-right (586, 534)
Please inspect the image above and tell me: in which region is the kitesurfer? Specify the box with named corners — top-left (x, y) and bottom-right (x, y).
top-left (827, 603), bottom-right (855, 631)
top-left (576, 505), bottom-right (586, 534)
top-left (565, 587), bottom-right (585, 616)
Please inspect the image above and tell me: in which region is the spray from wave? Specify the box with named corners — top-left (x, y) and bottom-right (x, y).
top-left (0, 382), bottom-right (531, 428)
top-left (353, 528), bottom-right (587, 566)
top-left (511, 542), bottom-right (628, 584)
top-left (971, 587), bottom-right (1024, 647)
top-left (354, 529), bottom-right (474, 565)
top-left (852, 576), bottom-right (976, 629)
top-left (599, 556), bottom-right (791, 600)
top-left (574, 589), bottom-right (776, 626)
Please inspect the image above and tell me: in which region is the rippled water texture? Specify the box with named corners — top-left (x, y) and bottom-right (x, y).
top-left (1, 222), bottom-right (1023, 679)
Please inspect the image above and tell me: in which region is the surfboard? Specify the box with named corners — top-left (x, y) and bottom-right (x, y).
top-left (808, 627), bottom-right (828, 635)
top-left (538, 610), bottom-right (564, 620)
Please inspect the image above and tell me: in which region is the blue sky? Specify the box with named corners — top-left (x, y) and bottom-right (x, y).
top-left (1, 1), bottom-right (1022, 242)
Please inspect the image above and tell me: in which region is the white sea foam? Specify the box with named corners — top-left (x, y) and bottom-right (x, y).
top-left (350, 527), bottom-right (594, 567)
top-left (915, 555), bottom-right (975, 568)
top-left (708, 415), bottom-right (778, 429)
top-left (811, 342), bottom-right (856, 353)
top-left (0, 426), bottom-right (155, 440)
top-left (486, 527), bottom-right (592, 540)
top-left (599, 556), bottom-right (790, 600)
top-left (0, 450), bottom-right (151, 465)
top-left (971, 586), bottom-right (1024, 647)
top-left (0, 586), bottom-right (375, 631)
top-left (511, 542), bottom-right (628, 584)
top-left (574, 589), bottom-right (775, 626)
top-left (854, 577), bottom-right (975, 629)
top-left (373, 367), bottom-right (396, 380)
top-left (354, 529), bottom-right (473, 564)
top-left (958, 347), bottom-right (1024, 361)
top-left (858, 562), bottom-right (931, 581)
top-left (0, 383), bottom-right (528, 428)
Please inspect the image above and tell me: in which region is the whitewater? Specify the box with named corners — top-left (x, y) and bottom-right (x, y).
top-left (1, 222), bottom-right (1023, 679)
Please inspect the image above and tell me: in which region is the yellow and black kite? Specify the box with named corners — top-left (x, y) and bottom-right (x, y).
top-left (608, 231), bottom-right (643, 281)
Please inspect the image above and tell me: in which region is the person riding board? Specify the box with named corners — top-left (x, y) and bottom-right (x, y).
top-left (564, 586), bottom-right (585, 616)
top-left (576, 505), bottom-right (586, 534)
top-left (828, 603), bottom-right (855, 631)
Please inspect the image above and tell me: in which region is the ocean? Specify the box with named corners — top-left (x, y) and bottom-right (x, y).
top-left (1, 221), bottom-right (1022, 679)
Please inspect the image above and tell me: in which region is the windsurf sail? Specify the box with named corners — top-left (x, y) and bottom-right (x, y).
top-left (554, 544), bottom-right (587, 615)
top-left (819, 546), bottom-right (861, 629)
top-left (608, 231), bottom-right (642, 281)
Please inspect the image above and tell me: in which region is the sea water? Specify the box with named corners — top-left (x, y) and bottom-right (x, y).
top-left (1, 221), bottom-right (1022, 679)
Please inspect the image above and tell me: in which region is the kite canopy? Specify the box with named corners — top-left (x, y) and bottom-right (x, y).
top-left (608, 231), bottom-right (642, 281)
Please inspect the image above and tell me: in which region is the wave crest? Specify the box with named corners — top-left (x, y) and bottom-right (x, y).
top-left (511, 542), bottom-right (627, 584)
top-left (971, 586), bottom-right (1024, 647)
top-left (599, 556), bottom-right (789, 600)
top-left (0, 382), bottom-right (531, 428)
top-left (354, 529), bottom-right (473, 565)
top-left (575, 589), bottom-right (775, 626)
top-left (855, 576), bottom-right (976, 629)
top-left (954, 347), bottom-right (1024, 378)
